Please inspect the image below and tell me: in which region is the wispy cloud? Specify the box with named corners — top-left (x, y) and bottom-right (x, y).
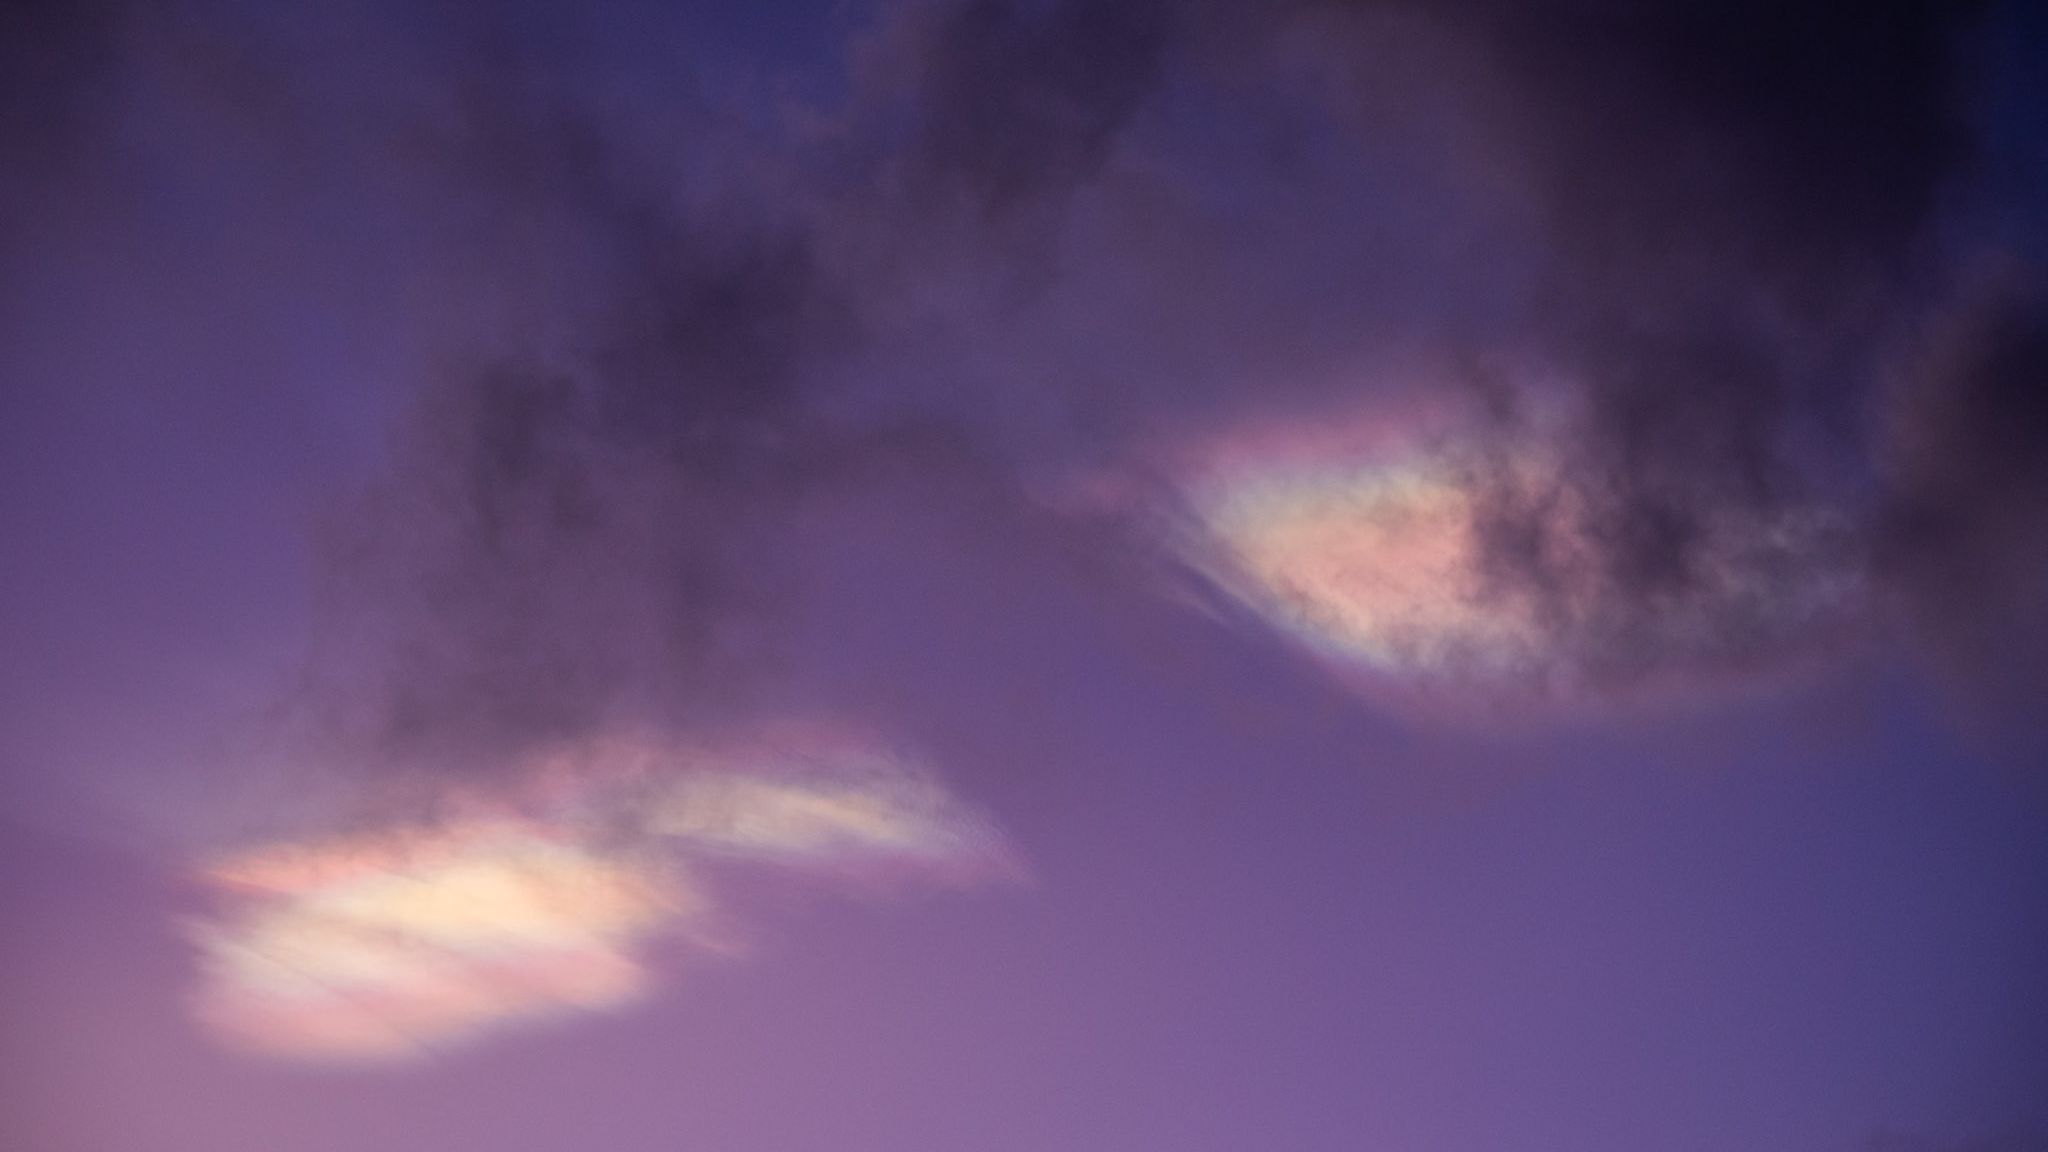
top-left (186, 724), bottom-right (1012, 1063)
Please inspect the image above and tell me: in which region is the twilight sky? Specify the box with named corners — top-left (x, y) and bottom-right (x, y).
top-left (4, 0), bottom-right (2048, 1149)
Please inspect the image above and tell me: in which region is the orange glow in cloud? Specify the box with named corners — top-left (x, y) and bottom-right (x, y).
top-left (187, 728), bottom-right (1009, 1062)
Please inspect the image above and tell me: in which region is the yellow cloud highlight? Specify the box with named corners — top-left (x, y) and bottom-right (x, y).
top-left (187, 729), bottom-right (1009, 1063)
top-left (191, 818), bottom-right (687, 1061)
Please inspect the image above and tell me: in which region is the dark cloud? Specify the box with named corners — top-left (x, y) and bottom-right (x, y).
top-left (1436, 0), bottom-right (1984, 273)
top-left (40, 0), bottom-right (2028, 767)
top-left (1883, 275), bottom-right (2048, 752)
top-left (860, 0), bottom-right (2002, 698)
top-left (286, 0), bottom-right (1219, 772)
top-left (890, 0), bottom-right (1172, 223)
top-left (274, 0), bottom-right (1152, 773)
top-left (353, 0), bottom-right (2029, 718)
top-left (1304, 0), bottom-right (2000, 691)
top-left (1426, 0), bottom-right (1977, 681)
top-left (139, 11), bottom-right (819, 772)
top-left (306, 226), bottom-right (848, 772)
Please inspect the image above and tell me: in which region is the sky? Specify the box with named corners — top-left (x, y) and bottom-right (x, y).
top-left (2, 0), bottom-right (2047, 1149)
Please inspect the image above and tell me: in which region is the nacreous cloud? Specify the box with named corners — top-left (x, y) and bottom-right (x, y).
top-left (1193, 437), bottom-right (1543, 675)
top-left (187, 727), bottom-right (1010, 1062)
top-left (190, 817), bottom-right (687, 1061)
top-left (1177, 399), bottom-right (1864, 710)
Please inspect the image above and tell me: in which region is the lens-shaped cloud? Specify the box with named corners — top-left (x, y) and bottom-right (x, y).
top-left (645, 729), bottom-right (1009, 874)
top-left (191, 818), bottom-right (688, 1061)
top-left (1195, 448), bottom-right (1543, 673)
top-left (1178, 409), bottom-right (1549, 682)
top-left (1178, 407), bottom-right (1862, 707)
top-left (187, 727), bottom-right (1009, 1062)
top-left (654, 772), bottom-right (1001, 868)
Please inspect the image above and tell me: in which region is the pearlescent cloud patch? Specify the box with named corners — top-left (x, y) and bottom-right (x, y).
top-left (186, 726), bottom-right (1011, 1062)
top-left (1194, 446), bottom-right (1541, 673)
top-left (1175, 407), bottom-right (1862, 707)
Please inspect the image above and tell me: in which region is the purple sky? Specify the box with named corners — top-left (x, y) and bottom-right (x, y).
top-left (4, 1), bottom-right (2048, 1149)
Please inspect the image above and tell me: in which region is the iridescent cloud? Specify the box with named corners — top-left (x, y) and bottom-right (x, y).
top-left (1177, 405), bottom-right (1861, 704)
top-left (191, 817), bottom-right (689, 1061)
top-left (1178, 409), bottom-right (1544, 679)
top-left (647, 729), bottom-right (1009, 875)
top-left (187, 727), bottom-right (1009, 1062)
top-left (1195, 447), bottom-right (1542, 673)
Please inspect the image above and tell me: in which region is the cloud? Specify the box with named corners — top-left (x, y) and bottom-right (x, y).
top-left (1289, 0), bottom-right (1984, 695)
top-left (186, 724), bottom-right (1011, 1062)
top-left (190, 814), bottom-right (687, 1062)
top-left (1170, 395), bottom-right (1863, 707)
top-left (20, 0), bottom-right (2041, 803)
top-left (1009, 0), bottom-right (2017, 709)
top-left (286, 0), bottom-right (2036, 732)
top-left (254, 25), bottom-right (868, 773)
top-left (1882, 274), bottom-right (2048, 751)
top-left (1177, 409), bottom-right (1547, 676)
top-left (879, 0), bottom-right (1172, 226)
